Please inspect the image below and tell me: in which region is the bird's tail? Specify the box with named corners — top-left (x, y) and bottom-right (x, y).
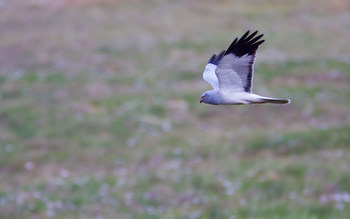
top-left (259, 97), bottom-right (290, 104)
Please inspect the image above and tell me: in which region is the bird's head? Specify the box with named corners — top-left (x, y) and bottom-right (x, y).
top-left (200, 91), bottom-right (220, 104)
top-left (200, 92), bottom-right (208, 103)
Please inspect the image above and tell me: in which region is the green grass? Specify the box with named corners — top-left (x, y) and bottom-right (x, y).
top-left (243, 125), bottom-right (350, 155)
top-left (1, 0), bottom-right (350, 218)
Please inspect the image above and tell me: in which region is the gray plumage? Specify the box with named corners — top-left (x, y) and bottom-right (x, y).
top-left (200, 30), bottom-right (290, 105)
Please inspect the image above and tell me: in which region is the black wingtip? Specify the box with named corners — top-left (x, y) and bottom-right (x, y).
top-left (208, 54), bottom-right (216, 64)
top-left (240, 30), bottom-right (250, 40)
top-left (216, 50), bottom-right (225, 61)
top-left (208, 50), bottom-right (226, 65)
top-left (224, 30), bottom-right (265, 57)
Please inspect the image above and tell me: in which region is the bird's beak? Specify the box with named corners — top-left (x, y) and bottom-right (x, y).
top-left (200, 99), bottom-right (203, 103)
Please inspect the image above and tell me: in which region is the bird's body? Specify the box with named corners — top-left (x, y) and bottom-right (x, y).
top-left (201, 90), bottom-right (289, 105)
top-left (200, 30), bottom-right (290, 105)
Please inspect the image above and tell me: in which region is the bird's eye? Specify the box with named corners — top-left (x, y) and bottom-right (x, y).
top-left (202, 96), bottom-right (206, 99)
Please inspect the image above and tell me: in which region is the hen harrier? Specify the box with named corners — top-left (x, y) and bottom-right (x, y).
top-left (200, 30), bottom-right (290, 105)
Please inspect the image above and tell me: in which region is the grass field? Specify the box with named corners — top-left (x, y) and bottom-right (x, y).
top-left (1, 0), bottom-right (350, 218)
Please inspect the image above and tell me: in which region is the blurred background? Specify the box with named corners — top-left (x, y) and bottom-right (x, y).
top-left (1, 0), bottom-right (350, 218)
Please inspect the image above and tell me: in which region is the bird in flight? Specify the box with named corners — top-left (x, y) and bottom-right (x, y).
top-left (200, 30), bottom-right (290, 105)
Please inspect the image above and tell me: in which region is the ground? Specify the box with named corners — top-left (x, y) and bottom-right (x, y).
top-left (1, 0), bottom-right (350, 218)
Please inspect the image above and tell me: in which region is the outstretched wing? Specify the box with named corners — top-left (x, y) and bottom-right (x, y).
top-left (202, 50), bottom-right (225, 89)
top-left (216, 30), bottom-right (264, 93)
